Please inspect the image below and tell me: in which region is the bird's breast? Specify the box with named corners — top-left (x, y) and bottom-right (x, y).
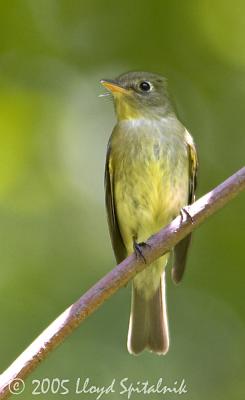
top-left (110, 118), bottom-right (189, 251)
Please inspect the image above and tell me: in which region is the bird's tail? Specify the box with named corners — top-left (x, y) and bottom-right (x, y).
top-left (127, 272), bottom-right (169, 355)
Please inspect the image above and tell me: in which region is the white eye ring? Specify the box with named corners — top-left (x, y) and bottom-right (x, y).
top-left (139, 81), bottom-right (152, 92)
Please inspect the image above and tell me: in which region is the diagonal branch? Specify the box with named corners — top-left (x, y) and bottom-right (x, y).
top-left (1, 166), bottom-right (245, 399)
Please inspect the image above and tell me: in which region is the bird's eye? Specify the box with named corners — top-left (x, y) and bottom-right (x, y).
top-left (139, 81), bottom-right (152, 92)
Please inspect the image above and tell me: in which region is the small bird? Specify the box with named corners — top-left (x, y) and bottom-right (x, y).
top-left (101, 71), bottom-right (198, 355)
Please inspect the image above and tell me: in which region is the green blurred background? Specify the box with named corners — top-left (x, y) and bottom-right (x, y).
top-left (0, 1), bottom-right (244, 399)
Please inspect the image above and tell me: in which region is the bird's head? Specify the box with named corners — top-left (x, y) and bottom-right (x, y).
top-left (100, 71), bottom-right (174, 121)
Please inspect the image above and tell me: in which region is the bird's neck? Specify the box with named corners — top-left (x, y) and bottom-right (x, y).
top-left (114, 99), bottom-right (174, 122)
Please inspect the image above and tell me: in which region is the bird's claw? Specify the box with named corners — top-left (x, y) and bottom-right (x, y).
top-left (180, 206), bottom-right (194, 224)
top-left (133, 239), bottom-right (151, 264)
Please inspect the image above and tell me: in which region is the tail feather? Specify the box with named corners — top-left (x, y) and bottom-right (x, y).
top-left (127, 273), bottom-right (169, 355)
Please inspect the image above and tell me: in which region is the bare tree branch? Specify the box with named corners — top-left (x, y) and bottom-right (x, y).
top-left (0, 166), bottom-right (245, 399)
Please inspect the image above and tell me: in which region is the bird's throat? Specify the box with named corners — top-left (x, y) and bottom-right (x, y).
top-left (114, 96), bottom-right (144, 121)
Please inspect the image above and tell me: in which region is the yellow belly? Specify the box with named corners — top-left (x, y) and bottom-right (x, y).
top-left (110, 118), bottom-right (189, 298)
top-left (114, 157), bottom-right (188, 298)
top-left (115, 159), bottom-right (188, 254)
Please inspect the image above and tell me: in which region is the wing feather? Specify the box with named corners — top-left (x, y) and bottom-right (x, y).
top-left (172, 130), bottom-right (198, 284)
top-left (105, 144), bottom-right (127, 263)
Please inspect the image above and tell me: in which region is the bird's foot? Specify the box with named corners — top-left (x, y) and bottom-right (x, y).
top-left (180, 206), bottom-right (194, 224)
top-left (133, 239), bottom-right (151, 264)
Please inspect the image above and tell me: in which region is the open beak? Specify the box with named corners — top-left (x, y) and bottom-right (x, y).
top-left (100, 79), bottom-right (128, 95)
